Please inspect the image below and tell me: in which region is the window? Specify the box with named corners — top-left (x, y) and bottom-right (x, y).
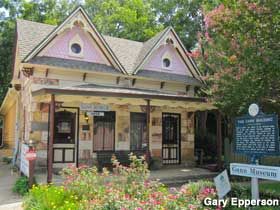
top-left (71, 43), bottom-right (82, 54)
top-left (93, 112), bottom-right (115, 151)
top-left (130, 113), bottom-right (147, 150)
top-left (69, 34), bottom-right (83, 57)
top-left (54, 111), bottom-right (76, 144)
top-left (163, 58), bottom-right (171, 68)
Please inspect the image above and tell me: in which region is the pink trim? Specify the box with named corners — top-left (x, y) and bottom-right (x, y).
top-left (143, 44), bottom-right (191, 76)
top-left (43, 26), bottom-right (109, 64)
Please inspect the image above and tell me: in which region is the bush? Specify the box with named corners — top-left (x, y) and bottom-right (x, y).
top-left (13, 176), bottom-right (29, 196)
top-left (2, 156), bottom-right (12, 164)
top-left (23, 185), bottom-right (82, 210)
top-left (23, 154), bottom-right (219, 209)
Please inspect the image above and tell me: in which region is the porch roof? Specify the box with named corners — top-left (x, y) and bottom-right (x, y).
top-left (32, 84), bottom-right (206, 102)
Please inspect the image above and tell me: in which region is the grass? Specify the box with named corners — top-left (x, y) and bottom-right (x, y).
top-left (259, 181), bottom-right (280, 194)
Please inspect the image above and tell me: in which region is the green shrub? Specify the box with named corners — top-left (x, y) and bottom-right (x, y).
top-left (2, 156), bottom-right (12, 164)
top-left (13, 176), bottom-right (29, 196)
top-left (23, 155), bottom-right (218, 210)
top-left (23, 185), bottom-right (82, 210)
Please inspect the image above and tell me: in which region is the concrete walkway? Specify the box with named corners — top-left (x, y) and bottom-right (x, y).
top-left (0, 202), bottom-right (22, 210)
top-left (149, 167), bottom-right (218, 186)
top-left (0, 163), bottom-right (22, 205)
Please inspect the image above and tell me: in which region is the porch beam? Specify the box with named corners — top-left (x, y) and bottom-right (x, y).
top-left (32, 88), bottom-right (207, 102)
top-left (116, 76), bottom-right (120, 84)
top-left (45, 68), bottom-right (49, 78)
top-left (83, 73), bottom-right (87, 81)
top-left (160, 82), bottom-right (165, 89)
top-left (132, 78), bottom-right (136, 86)
top-left (47, 94), bottom-right (55, 183)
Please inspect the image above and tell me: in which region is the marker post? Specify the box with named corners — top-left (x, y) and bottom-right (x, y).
top-left (250, 156), bottom-right (259, 200)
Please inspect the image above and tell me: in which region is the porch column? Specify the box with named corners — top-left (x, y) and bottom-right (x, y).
top-left (47, 94), bottom-right (55, 183)
top-left (146, 99), bottom-right (151, 162)
top-left (216, 111), bottom-right (222, 171)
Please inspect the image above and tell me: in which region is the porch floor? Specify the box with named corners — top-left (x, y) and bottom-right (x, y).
top-left (35, 166), bottom-right (217, 187)
top-left (149, 167), bottom-right (218, 186)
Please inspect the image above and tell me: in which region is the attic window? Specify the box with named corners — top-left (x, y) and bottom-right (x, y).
top-left (69, 34), bottom-right (84, 57)
top-left (163, 58), bottom-right (171, 68)
top-left (71, 43), bottom-right (82, 54)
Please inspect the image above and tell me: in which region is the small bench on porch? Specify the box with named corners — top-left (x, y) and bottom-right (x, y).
top-left (96, 150), bottom-right (147, 169)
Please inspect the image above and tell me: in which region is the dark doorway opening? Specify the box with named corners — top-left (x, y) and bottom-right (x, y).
top-left (162, 113), bottom-right (181, 165)
top-left (130, 112), bottom-right (147, 151)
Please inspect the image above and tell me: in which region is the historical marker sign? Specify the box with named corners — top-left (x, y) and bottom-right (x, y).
top-left (234, 113), bottom-right (279, 155)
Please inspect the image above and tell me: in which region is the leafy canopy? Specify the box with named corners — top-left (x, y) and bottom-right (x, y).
top-left (193, 0), bottom-right (280, 116)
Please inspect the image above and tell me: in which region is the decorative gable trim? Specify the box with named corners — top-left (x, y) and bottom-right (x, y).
top-left (133, 27), bottom-right (204, 84)
top-left (23, 6), bottom-right (127, 74)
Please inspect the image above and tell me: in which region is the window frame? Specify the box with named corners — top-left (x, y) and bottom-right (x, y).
top-left (93, 111), bottom-right (116, 152)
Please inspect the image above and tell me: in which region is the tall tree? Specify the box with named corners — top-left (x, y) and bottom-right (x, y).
top-left (193, 0), bottom-right (280, 116)
top-left (85, 0), bottom-right (163, 41)
top-left (152, 0), bottom-right (204, 50)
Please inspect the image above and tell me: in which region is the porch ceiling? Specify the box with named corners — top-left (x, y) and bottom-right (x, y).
top-left (32, 84), bottom-right (217, 111)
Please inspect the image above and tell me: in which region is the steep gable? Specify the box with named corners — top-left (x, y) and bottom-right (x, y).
top-left (23, 6), bottom-right (126, 73)
top-left (143, 40), bottom-right (192, 76)
top-left (39, 25), bottom-right (110, 65)
top-left (134, 27), bottom-right (204, 84)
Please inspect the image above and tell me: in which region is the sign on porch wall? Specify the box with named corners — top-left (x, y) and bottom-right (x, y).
top-left (20, 144), bottom-right (29, 177)
top-left (87, 112), bottom-right (104, 116)
top-left (80, 103), bottom-right (110, 112)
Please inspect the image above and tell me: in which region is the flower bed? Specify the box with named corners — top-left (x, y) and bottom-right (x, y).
top-left (23, 155), bottom-right (218, 210)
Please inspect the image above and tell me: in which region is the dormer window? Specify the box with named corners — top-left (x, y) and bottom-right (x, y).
top-left (71, 43), bottom-right (82, 54)
top-left (69, 34), bottom-right (83, 57)
top-left (163, 58), bottom-right (171, 68)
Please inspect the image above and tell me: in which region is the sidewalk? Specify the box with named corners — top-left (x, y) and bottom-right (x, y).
top-left (0, 202), bottom-right (22, 210)
top-left (0, 163), bottom-right (22, 205)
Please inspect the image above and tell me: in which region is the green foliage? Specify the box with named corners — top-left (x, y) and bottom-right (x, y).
top-left (23, 185), bottom-right (82, 210)
top-left (195, 0), bottom-right (280, 116)
top-left (152, 0), bottom-right (204, 50)
top-left (23, 155), bottom-right (218, 209)
top-left (2, 156), bottom-right (12, 164)
top-left (85, 0), bottom-right (163, 41)
top-left (13, 176), bottom-right (29, 196)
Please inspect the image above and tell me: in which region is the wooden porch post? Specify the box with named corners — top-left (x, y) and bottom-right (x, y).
top-left (47, 94), bottom-right (55, 183)
top-left (216, 111), bottom-right (222, 171)
top-left (146, 99), bottom-right (151, 162)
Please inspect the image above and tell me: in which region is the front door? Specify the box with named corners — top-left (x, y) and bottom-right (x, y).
top-left (53, 110), bottom-right (76, 163)
top-left (162, 113), bottom-right (181, 164)
top-left (130, 113), bottom-right (147, 151)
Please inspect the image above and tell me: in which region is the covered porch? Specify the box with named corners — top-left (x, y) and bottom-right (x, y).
top-left (30, 84), bottom-right (217, 183)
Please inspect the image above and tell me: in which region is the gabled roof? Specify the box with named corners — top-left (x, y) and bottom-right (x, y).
top-left (22, 6), bottom-right (126, 74)
top-left (133, 27), bottom-right (204, 83)
top-left (15, 7), bottom-right (204, 84)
